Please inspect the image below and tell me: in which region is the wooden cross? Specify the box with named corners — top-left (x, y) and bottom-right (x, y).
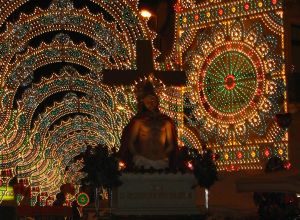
top-left (102, 40), bottom-right (186, 86)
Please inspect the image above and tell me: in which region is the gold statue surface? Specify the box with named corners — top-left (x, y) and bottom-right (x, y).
top-left (119, 81), bottom-right (178, 169)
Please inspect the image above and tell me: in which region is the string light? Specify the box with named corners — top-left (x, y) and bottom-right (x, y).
top-left (0, 0), bottom-right (288, 204)
top-left (179, 0), bottom-right (287, 171)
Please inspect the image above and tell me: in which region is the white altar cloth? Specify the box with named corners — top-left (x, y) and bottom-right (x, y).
top-left (111, 173), bottom-right (201, 215)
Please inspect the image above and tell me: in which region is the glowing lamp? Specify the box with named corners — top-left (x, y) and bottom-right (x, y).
top-left (140, 9), bottom-right (152, 19)
top-left (244, 3), bottom-right (250, 11)
top-left (224, 153), bottom-right (229, 160)
top-left (218, 8), bottom-right (224, 16)
top-left (284, 161), bottom-right (291, 170)
top-left (174, 3), bottom-right (182, 12)
top-left (186, 161), bottom-right (194, 170)
top-left (118, 161), bottom-right (126, 170)
top-left (237, 151), bottom-right (243, 159)
top-left (227, 164), bottom-right (235, 171)
top-left (264, 149), bottom-right (270, 157)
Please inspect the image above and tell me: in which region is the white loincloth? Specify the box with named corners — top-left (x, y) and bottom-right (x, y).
top-left (133, 155), bottom-right (169, 169)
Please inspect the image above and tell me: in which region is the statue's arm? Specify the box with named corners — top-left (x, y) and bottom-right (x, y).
top-left (128, 120), bottom-right (140, 156)
top-left (165, 121), bottom-right (175, 155)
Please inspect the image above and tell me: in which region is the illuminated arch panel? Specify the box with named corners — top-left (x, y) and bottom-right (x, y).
top-left (179, 0), bottom-right (287, 170)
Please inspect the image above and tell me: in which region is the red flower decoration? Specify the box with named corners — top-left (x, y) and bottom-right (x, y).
top-left (284, 161), bottom-right (291, 170)
top-left (264, 149), bottom-right (270, 157)
top-left (224, 74), bottom-right (236, 90)
top-left (218, 8), bottom-right (224, 16)
top-left (174, 3), bottom-right (182, 13)
top-left (244, 3), bottom-right (250, 10)
top-left (237, 151), bottom-right (243, 159)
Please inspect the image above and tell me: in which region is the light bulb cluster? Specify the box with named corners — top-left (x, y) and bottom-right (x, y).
top-left (0, 0), bottom-right (289, 205)
top-left (0, 0), bottom-right (162, 204)
top-left (177, 0), bottom-right (287, 171)
top-left (178, 0), bottom-right (282, 30)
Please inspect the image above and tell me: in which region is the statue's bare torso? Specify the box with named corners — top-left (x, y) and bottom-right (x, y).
top-left (131, 115), bottom-right (173, 160)
top-left (127, 94), bottom-right (175, 168)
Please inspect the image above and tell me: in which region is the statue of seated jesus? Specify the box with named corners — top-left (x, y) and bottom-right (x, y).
top-left (119, 81), bottom-right (178, 170)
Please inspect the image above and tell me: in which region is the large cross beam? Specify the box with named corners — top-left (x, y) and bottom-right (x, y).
top-left (102, 40), bottom-right (186, 86)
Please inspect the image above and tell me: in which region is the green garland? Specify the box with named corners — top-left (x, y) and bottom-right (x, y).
top-left (81, 145), bottom-right (122, 190)
top-left (189, 148), bottom-right (218, 189)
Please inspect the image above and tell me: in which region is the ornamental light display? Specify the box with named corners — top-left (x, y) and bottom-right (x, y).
top-left (0, 0), bottom-right (289, 204)
top-left (0, 0), bottom-right (182, 204)
top-left (177, 0), bottom-right (287, 171)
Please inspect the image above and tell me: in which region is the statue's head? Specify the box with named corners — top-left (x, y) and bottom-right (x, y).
top-left (135, 80), bottom-right (159, 113)
top-left (142, 94), bottom-right (159, 112)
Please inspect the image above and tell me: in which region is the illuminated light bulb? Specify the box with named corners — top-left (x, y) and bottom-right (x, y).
top-left (140, 9), bottom-right (152, 18)
top-left (224, 153), bottom-right (229, 160)
top-left (284, 161), bottom-right (291, 170)
top-left (237, 151), bottom-right (243, 159)
top-left (186, 161), bottom-right (193, 170)
top-left (244, 3), bottom-right (250, 11)
top-left (118, 161), bottom-right (126, 171)
top-left (264, 149), bottom-right (270, 157)
top-left (218, 8), bottom-right (224, 16)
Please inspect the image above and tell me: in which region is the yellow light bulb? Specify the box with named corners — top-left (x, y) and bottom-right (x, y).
top-left (140, 9), bottom-right (152, 18)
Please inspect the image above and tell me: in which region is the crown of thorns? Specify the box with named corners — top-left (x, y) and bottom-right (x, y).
top-left (135, 80), bottom-right (158, 102)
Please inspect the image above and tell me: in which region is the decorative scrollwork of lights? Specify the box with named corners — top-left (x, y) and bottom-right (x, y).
top-left (16, 76), bottom-right (178, 194)
top-left (0, 0), bottom-right (289, 205)
top-left (177, 0), bottom-right (287, 171)
top-left (0, 0), bottom-right (157, 135)
top-left (64, 159), bottom-right (85, 185)
top-left (19, 96), bottom-right (122, 170)
top-left (0, 0), bottom-right (157, 199)
top-left (46, 116), bottom-right (99, 154)
top-left (0, 0), bottom-right (164, 201)
top-left (185, 21), bottom-right (286, 165)
top-left (3, 69), bottom-right (132, 171)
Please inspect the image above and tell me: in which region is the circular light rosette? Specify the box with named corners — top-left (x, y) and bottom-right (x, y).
top-left (198, 42), bottom-right (264, 124)
top-left (185, 21), bottom-right (284, 142)
top-left (77, 192), bottom-right (89, 207)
